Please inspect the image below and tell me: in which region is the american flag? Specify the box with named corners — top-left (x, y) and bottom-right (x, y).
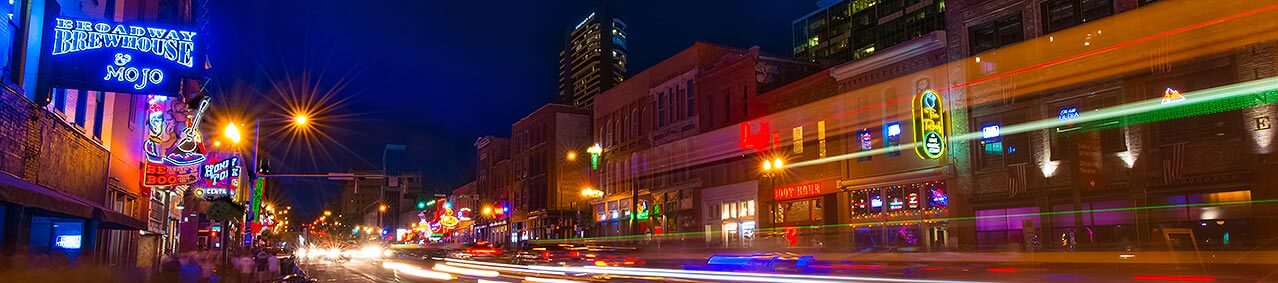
top-left (1163, 143), bottom-right (1187, 184)
top-left (1009, 163), bottom-right (1028, 197)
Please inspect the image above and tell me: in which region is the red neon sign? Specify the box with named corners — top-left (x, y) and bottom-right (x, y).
top-left (773, 182), bottom-right (824, 201)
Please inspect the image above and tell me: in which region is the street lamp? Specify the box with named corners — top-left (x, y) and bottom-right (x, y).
top-left (223, 123), bottom-right (243, 144)
top-left (379, 204), bottom-right (388, 213)
top-left (324, 210), bottom-right (332, 216)
top-left (566, 151), bottom-right (577, 161)
top-left (293, 114), bottom-right (309, 126)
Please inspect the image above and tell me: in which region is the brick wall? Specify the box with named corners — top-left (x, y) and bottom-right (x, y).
top-left (0, 87), bottom-right (109, 204)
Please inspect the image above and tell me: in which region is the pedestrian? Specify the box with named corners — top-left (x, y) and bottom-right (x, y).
top-left (179, 255), bottom-right (203, 283)
top-left (236, 254), bottom-right (255, 283)
top-left (267, 253), bottom-right (281, 278)
top-left (160, 254), bottom-right (182, 282)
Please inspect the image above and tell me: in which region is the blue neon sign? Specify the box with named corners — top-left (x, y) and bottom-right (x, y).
top-left (45, 17), bottom-right (200, 95)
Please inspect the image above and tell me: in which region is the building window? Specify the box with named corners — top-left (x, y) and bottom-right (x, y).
top-left (792, 126), bottom-right (804, 154)
top-left (969, 13), bottom-right (1024, 55)
top-left (980, 123), bottom-right (1004, 169)
top-left (658, 92), bottom-right (667, 126)
top-left (686, 80), bottom-right (695, 118)
top-left (722, 91), bottom-right (730, 124)
top-left (817, 121), bottom-right (827, 158)
top-left (884, 122), bottom-right (902, 157)
top-left (1042, 0), bottom-right (1113, 34)
top-left (857, 129), bottom-right (872, 162)
top-left (772, 198), bottom-right (823, 224)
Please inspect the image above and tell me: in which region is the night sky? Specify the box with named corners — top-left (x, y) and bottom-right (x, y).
top-left (205, 0), bottom-right (816, 218)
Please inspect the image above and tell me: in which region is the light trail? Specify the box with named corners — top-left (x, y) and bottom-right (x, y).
top-left (434, 262), bottom-right (501, 278)
top-left (583, 265), bottom-right (988, 283)
top-left (443, 258), bottom-right (570, 276)
top-left (381, 260), bottom-right (454, 280)
top-left (790, 76), bottom-right (1278, 168)
top-left (534, 198), bottom-right (1277, 243)
top-left (606, 1), bottom-right (1278, 192)
top-left (521, 264), bottom-right (985, 283)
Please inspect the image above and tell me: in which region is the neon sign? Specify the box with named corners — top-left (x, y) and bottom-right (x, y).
top-left (888, 197), bottom-right (904, 211)
top-left (907, 193), bottom-right (920, 209)
top-left (142, 96), bottom-right (210, 188)
top-left (46, 18), bottom-right (199, 95)
top-left (1058, 107), bottom-right (1080, 121)
top-left (196, 155), bottom-right (241, 200)
top-left (929, 187), bottom-right (949, 208)
top-left (981, 124), bottom-right (1001, 140)
top-left (859, 130), bottom-right (872, 150)
top-left (55, 235), bottom-right (82, 249)
top-left (1161, 87), bottom-right (1185, 104)
top-left (773, 182), bottom-right (824, 201)
top-left (912, 89), bottom-right (948, 159)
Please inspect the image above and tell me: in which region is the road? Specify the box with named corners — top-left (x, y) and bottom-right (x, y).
top-left (297, 254), bottom-right (1278, 282)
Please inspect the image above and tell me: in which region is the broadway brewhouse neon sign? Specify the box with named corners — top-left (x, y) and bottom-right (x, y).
top-left (45, 17), bottom-right (200, 95)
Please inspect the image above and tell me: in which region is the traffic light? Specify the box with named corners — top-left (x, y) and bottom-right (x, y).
top-left (416, 200), bottom-right (427, 210)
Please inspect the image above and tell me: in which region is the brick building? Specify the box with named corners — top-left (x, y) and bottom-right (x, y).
top-left (948, 0), bottom-right (1278, 251)
top-left (506, 104), bottom-right (592, 242)
top-left (0, 0), bottom-right (209, 271)
top-left (473, 136), bottom-right (512, 245)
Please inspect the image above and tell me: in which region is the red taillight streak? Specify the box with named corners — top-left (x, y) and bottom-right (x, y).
top-left (813, 264), bottom-right (882, 270)
top-left (920, 267), bottom-right (939, 271)
top-left (1133, 275), bottom-right (1216, 282)
top-left (986, 268), bottom-right (1020, 273)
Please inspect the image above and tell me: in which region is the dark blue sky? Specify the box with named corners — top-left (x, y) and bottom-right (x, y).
top-left (206, 0), bottom-right (817, 217)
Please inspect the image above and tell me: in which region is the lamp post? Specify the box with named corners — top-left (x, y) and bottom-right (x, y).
top-left (761, 157), bottom-right (784, 242)
top-left (223, 113), bottom-right (312, 255)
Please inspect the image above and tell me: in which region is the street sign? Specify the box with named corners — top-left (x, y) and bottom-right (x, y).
top-left (326, 173), bottom-right (355, 181)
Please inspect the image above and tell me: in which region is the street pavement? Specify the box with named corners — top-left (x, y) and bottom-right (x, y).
top-left (297, 252), bottom-right (1278, 282)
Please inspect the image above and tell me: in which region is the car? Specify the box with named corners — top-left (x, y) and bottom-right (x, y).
top-left (579, 245), bottom-right (645, 267)
top-left (514, 244), bottom-right (583, 264)
top-left (450, 241), bottom-right (503, 259)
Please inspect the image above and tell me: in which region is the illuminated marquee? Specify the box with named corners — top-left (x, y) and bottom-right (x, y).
top-left (912, 89), bottom-right (949, 159)
top-left (46, 17), bottom-right (199, 95)
top-left (773, 182), bottom-right (824, 201)
top-left (195, 155), bottom-right (241, 200)
top-left (142, 95), bottom-right (210, 188)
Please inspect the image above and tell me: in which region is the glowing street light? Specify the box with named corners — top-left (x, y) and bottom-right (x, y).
top-left (293, 114), bottom-right (309, 126)
top-left (566, 151), bottom-right (577, 161)
top-left (580, 187), bottom-right (603, 198)
top-left (481, 206), bottom-right (493, 216)
top-left (379, 204), bottom-right (388, 213)
top-left (323, 210), bottom-right (332, 216)
top-left (223, 123), bottom-right (243, 144)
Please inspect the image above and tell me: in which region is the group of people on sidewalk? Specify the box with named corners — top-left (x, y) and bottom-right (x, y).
top-left (158, 249), bottom-right (290, 283)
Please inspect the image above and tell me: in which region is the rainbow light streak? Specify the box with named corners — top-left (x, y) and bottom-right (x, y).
top-left (521, 265), bottom-right (983, 283)
top-left (788, 77), bottom-right (1278, 169)
top-left (532, 198), bottom-right (1278, 244)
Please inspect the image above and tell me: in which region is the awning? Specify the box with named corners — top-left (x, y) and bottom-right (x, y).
top-left (0, 172), bottom-right (146, 230)
top-left (0, 172), bottom-right (94, 218)
top-left (838, 165), bottom-right (954, 190)
top-left (95, 207), bottom-right (147, 230)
